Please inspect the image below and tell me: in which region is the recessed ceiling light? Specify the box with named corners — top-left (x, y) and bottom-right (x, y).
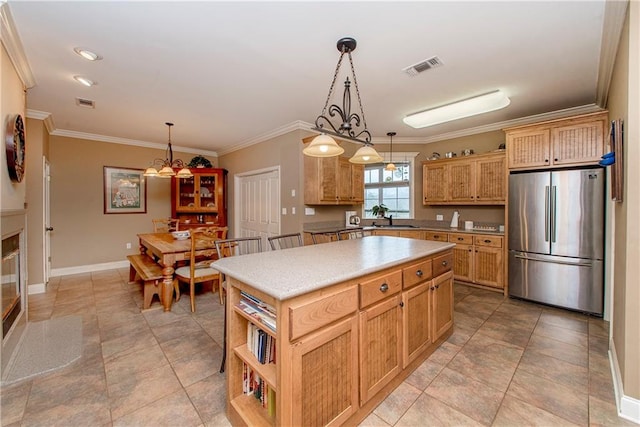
top-left (73, 47), bottom-right (102, 61)
top-left (73, 75), bottom-right (96, 87)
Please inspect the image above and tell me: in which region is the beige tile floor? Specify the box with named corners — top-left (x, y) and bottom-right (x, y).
top-left (0, 268), bottom-right (634, 426)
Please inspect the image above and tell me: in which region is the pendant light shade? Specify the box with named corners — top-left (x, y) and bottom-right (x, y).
top-left (349, 145), bottom-right (384, 164)
top-left (303, 134), bottom-right (345, 157)
top-left (385, 131), bottom-right (397, 171)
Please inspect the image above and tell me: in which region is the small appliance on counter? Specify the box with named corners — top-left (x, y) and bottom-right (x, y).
top-left (345, 210), bottom-right (361, 228)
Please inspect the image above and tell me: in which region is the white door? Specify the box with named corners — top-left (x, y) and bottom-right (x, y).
top-left (43, 158), bottom-right (52, 284)
top-left (235, 167), bottom-right (280, 246)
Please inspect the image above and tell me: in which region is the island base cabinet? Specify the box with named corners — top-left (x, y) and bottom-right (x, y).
top-left (402, 282), bottom-right (432, 368)
top-left (291, 316), bottom-right (359, 427)
top-left (359, 294), bottom-right (403, 405)
top-left (432, 271), bottom-right (454, 341)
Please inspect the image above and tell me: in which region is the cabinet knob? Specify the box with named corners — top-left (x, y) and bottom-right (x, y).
top-left (484, 239), bottom-right (491, 243)
top-left (545, 159), bottom-right (549, 163)
top-left (441, 260), bottom-right (448, 266)
top-left (416, 270), bottom-right (423, 277)
top-left (457, 237), bottom-right (464, 241)
top-left (379, 283), bottom-right (389, 293)
top-left (399, 301), bottom-right (404, 308)
top-left (554, 158), bottom-right (558, 162)
top-left (435, 284), bottom-right (440, 289)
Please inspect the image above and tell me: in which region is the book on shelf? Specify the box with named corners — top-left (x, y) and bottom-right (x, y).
top-left (246, 324), bottom-right (276, 364)
top-left (237, 294), bottom-right (276, 332)
top-left (242, 362), bottom-right (274, 414)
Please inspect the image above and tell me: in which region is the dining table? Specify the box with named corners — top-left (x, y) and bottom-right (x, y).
top-left (137, 232), bottom-right (220, 311)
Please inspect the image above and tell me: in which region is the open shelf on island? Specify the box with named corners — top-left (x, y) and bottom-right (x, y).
top-left (233, 344), bottom-right (277, 390)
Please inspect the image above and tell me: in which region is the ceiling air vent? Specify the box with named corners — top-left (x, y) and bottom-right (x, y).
top-left (75, 97), bottom-right (95, 108)
top-left (403, 56), bottom-right (444, 76)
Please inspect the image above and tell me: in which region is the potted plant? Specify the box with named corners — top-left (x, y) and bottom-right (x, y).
top-left (371, 204), bottom-right (388, 218)
top-left (188, 155), bottom-right (213, 168)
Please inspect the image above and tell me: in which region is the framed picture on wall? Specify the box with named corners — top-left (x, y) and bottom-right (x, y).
top-left (103, 166), bottom-right (147, 214)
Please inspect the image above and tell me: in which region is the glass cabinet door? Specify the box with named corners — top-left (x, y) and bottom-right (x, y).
top-left (198, 175), bottom-right (217, 209)
top-left (177, 176), bottom-right (197, 209)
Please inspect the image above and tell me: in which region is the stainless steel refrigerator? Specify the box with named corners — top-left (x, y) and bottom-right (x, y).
top-left (508, 168), bottom-right (605, 315)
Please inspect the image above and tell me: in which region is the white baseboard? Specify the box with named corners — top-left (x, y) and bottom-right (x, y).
top-left (609, 339), bottom-right (640, 424)
top-left (50, 260), bottom-right (129, 277)
top-left (27, 283), bottom-right (46, 295)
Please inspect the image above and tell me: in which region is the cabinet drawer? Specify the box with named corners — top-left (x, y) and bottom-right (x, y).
top-left (424, 231), bottom-right (448, 242)
top-left (449, 233), bottom-right (473, 245)
top-left (433, 251), bottom-right (453, 277)
top-left (474, 235), bottom-right (503, 248)
top-left (289, 286), bottom-right (358, 341)
top-left (360, 270), bottom-right (402, 308)
top-left (403, 259), bottom-right (433, 289)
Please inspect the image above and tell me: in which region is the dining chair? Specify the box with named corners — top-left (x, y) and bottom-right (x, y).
top-left (309, 230), bottom-right (339, 244)
top-left (152, 218), bottom-right (180, 233)
top-left (215, 236), bottom-right (263, 373)
top-left (337, 228), bottom-right (371, 240)
top-left (173, 226), bottom-right (228, 312)
top-left (267, 232), bottom-right (303, 250)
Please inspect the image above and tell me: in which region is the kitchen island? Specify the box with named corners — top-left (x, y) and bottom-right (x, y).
top-left (213, 236), bottom-right (455, 427)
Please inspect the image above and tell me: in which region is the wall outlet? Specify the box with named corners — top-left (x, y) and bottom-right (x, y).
top-left (282, 207), bottom-right (287, 215)
top-left (305, 207), bottom-right (315, 215)
top-left (291, 189), bottom-right (296, 197)
top-left (292, 207), bottom-right (296, 215)
top-left (126, 243), bottom-right (132, 249)
top-left (436, 214), bottom-right (444, 221)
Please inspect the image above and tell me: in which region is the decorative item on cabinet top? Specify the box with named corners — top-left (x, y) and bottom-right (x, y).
top-left (188, 155), bottom-right (212, 168)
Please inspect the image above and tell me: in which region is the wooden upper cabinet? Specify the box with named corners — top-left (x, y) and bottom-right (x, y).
top-left (304, 155), bottom-right (364, 205)
top-left (422, 162), bottom-right (448, 204)
top-left (505, 111), bottom-right (608, 170)
top-left (422, 152), bottom-right (505, 205)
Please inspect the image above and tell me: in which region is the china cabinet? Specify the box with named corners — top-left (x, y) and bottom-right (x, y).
top-left (171, 168), bottom-right (227, 228)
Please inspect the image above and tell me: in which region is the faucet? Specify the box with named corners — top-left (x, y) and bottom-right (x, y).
top-left (384, 214), bottom-right (393, 226)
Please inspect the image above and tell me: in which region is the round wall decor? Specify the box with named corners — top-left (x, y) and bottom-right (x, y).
top-left (5, 114), bottom-right (25, 182)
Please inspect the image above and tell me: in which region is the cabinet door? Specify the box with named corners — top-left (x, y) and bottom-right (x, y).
top-left (337, 158), bottom-right (353, 202)
top-left (197, 173), bottom-right (219, 210)
top-left (291, 316), bottom-right (359, 427)
top-left (475, 156), bottom-right (506, 202)
top-left (451, 243), bottom-right (473, 283)
top-left (431, 270), bottom-right (454, 341)
top-left (359, 294), bottom-right (402, 404)
top-left (175, 175), bottom-right (197, 211)
top-left (422, 163), bottom-right (448, 204)
top-left (402, 282), bottom-right (431, 368)
top-left (507, 128), bottom-right (551, 169)
top-left (474, 246), bottom-right (503, 288)
top-left (448, 161), bottom-right (474, 202)
top-left (551, 119), bottom-right (605, 166)
top-left (350, 163), bottom-right (364, 203)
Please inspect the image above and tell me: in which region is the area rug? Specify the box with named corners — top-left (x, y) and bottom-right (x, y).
top-left (2, 315), bottom-right (82, 385)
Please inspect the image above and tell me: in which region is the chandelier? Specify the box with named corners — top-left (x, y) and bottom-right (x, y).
top-left (144, 122), bottom-right (193, 178)
top-left (304, 37), bottom-right (383, 164)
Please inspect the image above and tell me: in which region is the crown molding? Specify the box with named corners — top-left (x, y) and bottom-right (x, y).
top-left (0, 3), bottom-right (36, 88)
top-left (26, 109), bottom-right (55, 134)
top-left (216, 120), bottom-right (314, 156)
top-left (596, 0), bottom-right (629, 107)
top-left (50, 128), bottom-right (219, 157)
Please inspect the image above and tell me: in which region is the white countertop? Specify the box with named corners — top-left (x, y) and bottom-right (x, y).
top-left (212, 236), bottom-right (454, 301)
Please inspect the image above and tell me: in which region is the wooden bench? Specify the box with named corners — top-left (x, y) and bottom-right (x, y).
top-left (127, 254), bottom-right (164, 309)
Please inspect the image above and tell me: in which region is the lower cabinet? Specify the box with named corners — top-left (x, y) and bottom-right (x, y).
top-left (431, 270), bottom-right (454, 341)
top-left (359, 294), bottom-right (403, 404)
top-left (402, 282), bottom-right (431, 368)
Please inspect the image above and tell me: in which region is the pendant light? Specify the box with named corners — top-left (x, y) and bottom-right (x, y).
top-left (144, 122), bottom-right (193, 178)
top-left (385, 132), bottom-right (397, 171)
top-left (305, 37), bottom-right (382, 164)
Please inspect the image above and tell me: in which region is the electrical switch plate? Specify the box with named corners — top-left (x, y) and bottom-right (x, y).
top-left (292, 207), bottom-right (296, 215)
top-left (282, 208), bottom-right (287, 215)
top-left (436, 214), bottom-right (444, 221)
top-left (126, 243), bottom-right (132, 249)
top-left (291, 189), bottom-right (296, 197)
top-left (305, 207), bottom-right (315, 215)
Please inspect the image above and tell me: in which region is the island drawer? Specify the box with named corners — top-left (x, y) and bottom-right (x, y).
top-left (359, 270), bottom-right (402, 308)
top-left (448, 233), bottom-right (473, 245)
top-left (403, 259), bottom-right (433, 289)
top-left (474, 235), bottom-right (503, 248)
top-left (424, 232), bottom-right (448, 242)
top-left (433, 251), bottom-right (453, 277)
top-left (288, 286), bottom-right (358, 341)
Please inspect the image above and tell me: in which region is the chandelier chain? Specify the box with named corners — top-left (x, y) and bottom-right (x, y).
top-left (320, 51), bottom-right (346, 116)
top-left (348, 51), bottom-right (368, 133)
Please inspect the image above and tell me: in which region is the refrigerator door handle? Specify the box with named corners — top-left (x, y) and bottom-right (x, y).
top-left (551, 185), bottom-right (557, 243)
top-left (514, 253), bottom-right (593, 267)
top-left (544, 185), bottom-right (550, 242)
